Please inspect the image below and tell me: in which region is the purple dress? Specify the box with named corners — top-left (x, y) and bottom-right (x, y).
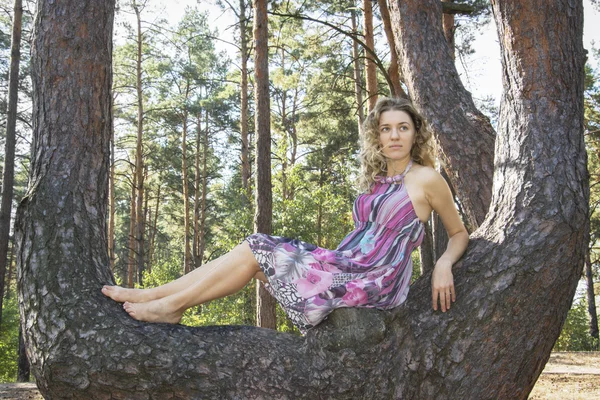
top-left (245, 160), bottom-right (425, 334)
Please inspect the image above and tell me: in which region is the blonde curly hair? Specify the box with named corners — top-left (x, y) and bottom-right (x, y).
top-left (359, 97), bottom-right (436, 192)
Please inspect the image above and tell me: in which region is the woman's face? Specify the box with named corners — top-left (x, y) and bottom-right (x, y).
top-left (378, 110), bottom-right (416, 161)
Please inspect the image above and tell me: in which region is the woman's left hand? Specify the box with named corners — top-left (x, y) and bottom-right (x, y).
top-left (431, 258), bottom-right (455, 312)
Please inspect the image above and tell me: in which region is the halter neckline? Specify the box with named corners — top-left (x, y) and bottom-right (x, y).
top-left (374, 159), bottom-right (413, 184)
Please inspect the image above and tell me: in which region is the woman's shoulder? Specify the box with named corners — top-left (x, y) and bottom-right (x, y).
top-left (409, 162), bottom-right (447, 189)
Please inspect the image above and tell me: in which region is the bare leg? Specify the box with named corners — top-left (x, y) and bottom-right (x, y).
top-left (102, 243), bottom-right (260, 303)
top-left (122, 242), bottom-right (264, 323)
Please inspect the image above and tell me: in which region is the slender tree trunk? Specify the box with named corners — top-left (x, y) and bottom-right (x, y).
top-left (133, 1), bottom-right (146, 283)
top-left (127, 172), bottom-right (137, 288)
top-left (585, 248), bottom-right (599, 342)
top-left (139, 166), bottom-right (148, 285)
top-left (351, 8), bottom-right (365, 134)
top-left (182, 104), bottom-right (191, 274)
top-left (199, 109), bottom-right (209, 265)
top-left (17, 326), bottom-right (29, 382)
top-left (240, 0), bottom-right (251, 196)
top-left (108, 112), bottom-right (116, 271)
top-left (253, 0), bottom-right (277, 330)
top-left (193, 113), bottom-right (201, 269)
top-left (4, 241), bottom-right (14, 299)
top-left (0, 0), bottom-right (23, 326)
top-left (147, 183), bottom-right (161, 274)
top-left (363, 0), bottom-right (378, 111)
top-left (377, 0), bottom-right (407, 98)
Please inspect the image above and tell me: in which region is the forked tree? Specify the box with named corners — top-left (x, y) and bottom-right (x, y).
top-left (16, 0), bottom-right (587, 398)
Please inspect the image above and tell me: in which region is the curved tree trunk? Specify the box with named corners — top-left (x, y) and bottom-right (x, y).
top-left (389, 0), bottom-right (495, 229)
top-left (16, 0), bottom-right (587, 399)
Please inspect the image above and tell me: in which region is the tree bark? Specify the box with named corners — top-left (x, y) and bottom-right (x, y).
top-left (363, 0), bottom-right (378, 111)
top-left (17, 326), bottom-right (29, 383)
top-left (390, 0), bottom-right (495, 229)
top-left (419, 221), bottom-right (435, 275)
top-left (253, 0), bottom-right (277, 330)
top-left (240, 0), bottom-right (251, 197)
top-left (108, 109), bottom-right (116, 272)
top-left (181, 90), bottom-right (191, 274)
top-left (15, 0), bottom-right (588, 398)
top-left (585, 248), bottom-right (599, 341)
top-left (442, 0), bottom-right (456, 60)
top-left (193, 113), bottom-right (202, 269)
top-left (350, 8), bottom-right (365, 134)
top-left (148, 183), bottom-right (161, 274)
top-left (0, 0), bottom-right (22, 326)
top-left (127, 172), bottom-right (137, 287)
top-left (377, 0), bottom-right (407, 98)
top-left (133, 0), bottom-right (146, 284)
top-left (199, 109), bottom-right (209, 265)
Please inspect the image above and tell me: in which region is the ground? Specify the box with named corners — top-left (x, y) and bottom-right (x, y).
top-left (0, 352), bottom-right (598, 399)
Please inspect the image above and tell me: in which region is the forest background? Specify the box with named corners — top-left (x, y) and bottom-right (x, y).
top-left (0, 0), bottom-right (598, 383)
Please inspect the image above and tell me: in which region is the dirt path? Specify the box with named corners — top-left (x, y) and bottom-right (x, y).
top-left (1, 352), bottom-right (598, 399)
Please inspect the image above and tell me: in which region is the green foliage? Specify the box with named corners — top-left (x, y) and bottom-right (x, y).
top-left (554, 296), bottom-right (599, 351)
top-left (0, 296), bottom-right (20, 383)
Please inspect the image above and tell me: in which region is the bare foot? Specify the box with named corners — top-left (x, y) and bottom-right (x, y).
top-left (122, 299), bottom-right (183, 324)
top-left (101, 285), bottom-right (157, 303)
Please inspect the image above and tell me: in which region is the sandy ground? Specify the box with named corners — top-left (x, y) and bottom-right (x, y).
top-left (0, 352), bottom-right (598, 399)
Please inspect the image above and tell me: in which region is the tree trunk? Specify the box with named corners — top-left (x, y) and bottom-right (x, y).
top-left (253, 0), bottom-right (277, 330)
top-left (17, 326), bottom-right (29, 382)
top-left (363, 0), bottom-right (378, 111)
top-left (0, 0), bottom-right (22, 326)
top-left (193, 113), bottom-right (201, 269)
top-left (199, 109), bottom-right (209, 265)
top-left (4, 240), bottom-right (14, 299)
top-left (15, 0), bottom-right (588, 398)
top-left (147, 183), bottom-right (161, 274)
top-left (442, 0), bottom-right (456, 60)
top-left (108, 109), bottom-right (116, 271)
top-left (377, 0), bottom-right (407, 98)
top-left (433, 168), bottom-right (450, 259)
top-left (419, 221), bottom-right (434, 275)
top-left (182, 98), bottom-right (191, 274)
top-left (127, 172), bottom-right (137, 287)
top-left (133, 1), bottom-right (146, 285)
top-left (240, 0), bottom-right (251, 197)
top-left (585, 248), bottom-right (599, 342)
top-left (390, 0), bottom-right (495, 229)
top-left (351, 8), bottom-right (365, 134)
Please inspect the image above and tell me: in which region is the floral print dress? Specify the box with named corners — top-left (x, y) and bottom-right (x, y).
top-left (245, 160), bottom-right (425, 334)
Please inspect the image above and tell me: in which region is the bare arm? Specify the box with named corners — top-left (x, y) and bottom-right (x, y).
top-left (424, 169), bottom-right (469, 312)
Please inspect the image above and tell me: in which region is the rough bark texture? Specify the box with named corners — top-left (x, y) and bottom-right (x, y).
top-left (0, 0), bottom-right (22, 325)
top-left (16, 0), bottom-right (588, 399)
top-left (390, 0), bottom-right (495, 229)
top-left (253, 0), bottom-right (277, 329)
top-left (442, 0), bottom-right (456, 60)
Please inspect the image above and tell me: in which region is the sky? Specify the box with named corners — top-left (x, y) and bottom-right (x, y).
top-left (154, 0), bottom-right (600, 111)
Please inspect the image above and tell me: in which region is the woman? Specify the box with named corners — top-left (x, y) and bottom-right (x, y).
top-left (102, 97), bottom-right (469, 334)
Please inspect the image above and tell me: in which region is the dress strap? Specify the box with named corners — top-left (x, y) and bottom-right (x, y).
top-left (374, 159), bottom-right (413, 184)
